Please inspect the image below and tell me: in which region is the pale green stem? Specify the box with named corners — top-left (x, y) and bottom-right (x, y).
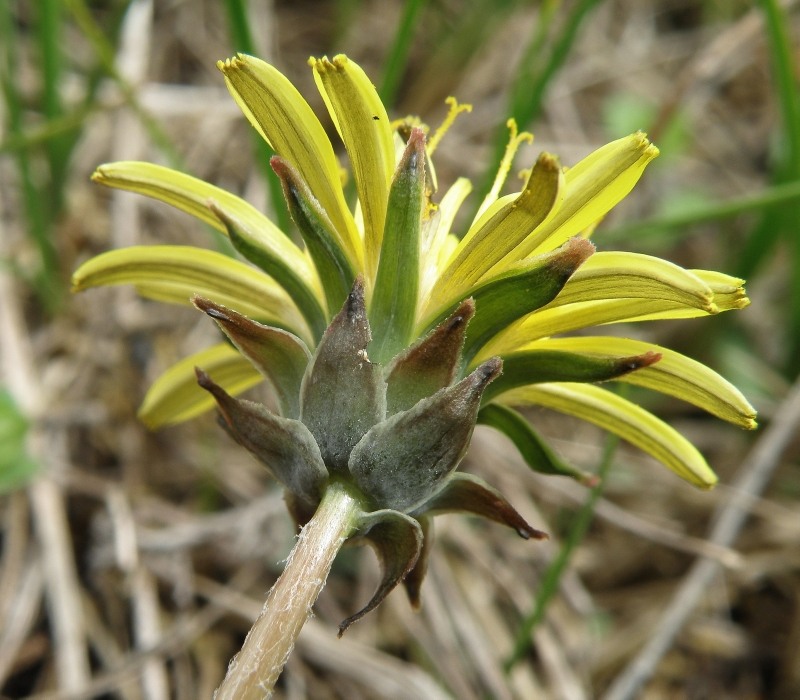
top-left (214, 481), bottom-right (361, 699)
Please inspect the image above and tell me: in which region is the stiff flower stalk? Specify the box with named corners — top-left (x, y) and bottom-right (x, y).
top-left (73, 53), bottom-right (756, 696)
top-left (214, 481), bottom-right (360, 699)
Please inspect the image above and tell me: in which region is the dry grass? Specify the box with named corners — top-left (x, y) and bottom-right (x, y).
top-left (2, 1), bottom-right (800, 698)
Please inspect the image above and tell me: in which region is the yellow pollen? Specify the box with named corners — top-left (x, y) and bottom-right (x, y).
top-left (424, 200), bottom-right (438, 220)
top-left (427, 97), bottom-right (473, 156)
top-left (475, 119), bottom-right (533, 221)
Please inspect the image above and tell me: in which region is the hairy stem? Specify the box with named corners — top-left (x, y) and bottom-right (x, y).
top-left (215, 482), bottom-right (361, 699)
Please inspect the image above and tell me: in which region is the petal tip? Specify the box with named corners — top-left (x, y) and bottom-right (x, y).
top-left (217, 53), bottom-right (254, 77)
top-left (698, 476), bottom-right (718, 491)
top-left (537, 152), bottom-right (562, 172)
top-left (216, 57), bottom-right (234, 73)
top-left (635, 131), bottom-right (660, 159)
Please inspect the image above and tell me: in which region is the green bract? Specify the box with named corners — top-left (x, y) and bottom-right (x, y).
top-left (73, 53), bottom-right (757, 628)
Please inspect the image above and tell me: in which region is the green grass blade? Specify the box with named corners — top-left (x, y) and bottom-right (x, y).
top-left (508, 0), bottom-right (603, 136)
top-left (0, 391), bottom-right (41, 493)
top-left (474, 0), bottom-right (605, 216)
top-left (378, 0), bottom-right (426, 106)
top-left (602, 180), bottom-right (800, 245)
top-left (223, 0), bottom-right (256, 53)
top-left (505, 430), bottom-right (618, 670)
top-left (759, 0), bottom-right (800, 170)
top-left (0, 103), bottom-right (98, 155)
top-left (753, 0), bottom-right (800, 373)
top-left (332, 0), bottom-right (361, 46)
top-left (64, 0), bottom-right (179, 164)
top-left (0, 1), bottom-right (60, 310)
top-left (407, 0), bottom-right (519, 112)
top-left (36, 0), bottom-right (73, 212)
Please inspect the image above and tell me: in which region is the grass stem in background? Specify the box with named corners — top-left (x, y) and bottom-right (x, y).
top-left (64, 0), bottom-right (179, 165)
top-left (603, 179), bottom-right (800, 245)
top-left (37, 0), bottom-right (72, 214)
top-left (378, 0), bottom-right (426, 106)
top-left (0, 0), bottom-right (60, 310)
top-left (738, 0), bottom-right (800, 372)
top-left (505, 431), bottom-right (618, 671)
top-left (0, 105), bottom-right (101, 155)
top-left (474, 0), bottom-right (604, 219)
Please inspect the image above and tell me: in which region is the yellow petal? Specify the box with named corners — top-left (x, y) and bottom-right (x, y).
top-left (91, 161), bottom-right (320, 294)
top-left (497, 383), bottom-right (718, 489)
top-left (71, 245), bottom-right (312, 344)
top-left (519, 336), bottom-right (757, 429)
top-left (552, 251), bottom-right (716, 312)
top-left (431, 152), bottom-right (563, 311)
top-left (521, 132), bottom-right (659, 258)
top-left (139, 344), bottom-right (262, 428)
top-left (420, 178), bottom-right (472, 304)
top-left (426, 177), bottom-right (472, 257)
top-left (481, 264), bottom-right (748, 356)
top-left (135, 281), bottom-right (310, 339)
top-left (217, 54), bottom-right (362, 269)
top-left (691, 270), bottom-right (750, 311)
top-left (311, 55), bottom-right (395, 277)
top-left (482, 298), bottom-right (709, 354)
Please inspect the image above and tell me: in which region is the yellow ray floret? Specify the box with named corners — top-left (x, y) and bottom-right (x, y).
top-left (139, 343), bottom-right (262, 428)
top-left (515, 336), bottom-right (757, 429)
top-left (311, 55), bottom-right (395, 278)
top-left (497, 382), bottom-right (719, 489)
top-left (218, 54), bottom-right (363, 270)
top-left (72, 245), bottom-right (312, 344)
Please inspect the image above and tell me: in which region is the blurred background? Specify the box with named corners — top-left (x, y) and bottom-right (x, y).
top-left (1, 0), bottom-right (799, 698)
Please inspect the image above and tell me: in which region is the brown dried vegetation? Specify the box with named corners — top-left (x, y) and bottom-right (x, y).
top-left (1, 1), bottom-right (799, 698)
